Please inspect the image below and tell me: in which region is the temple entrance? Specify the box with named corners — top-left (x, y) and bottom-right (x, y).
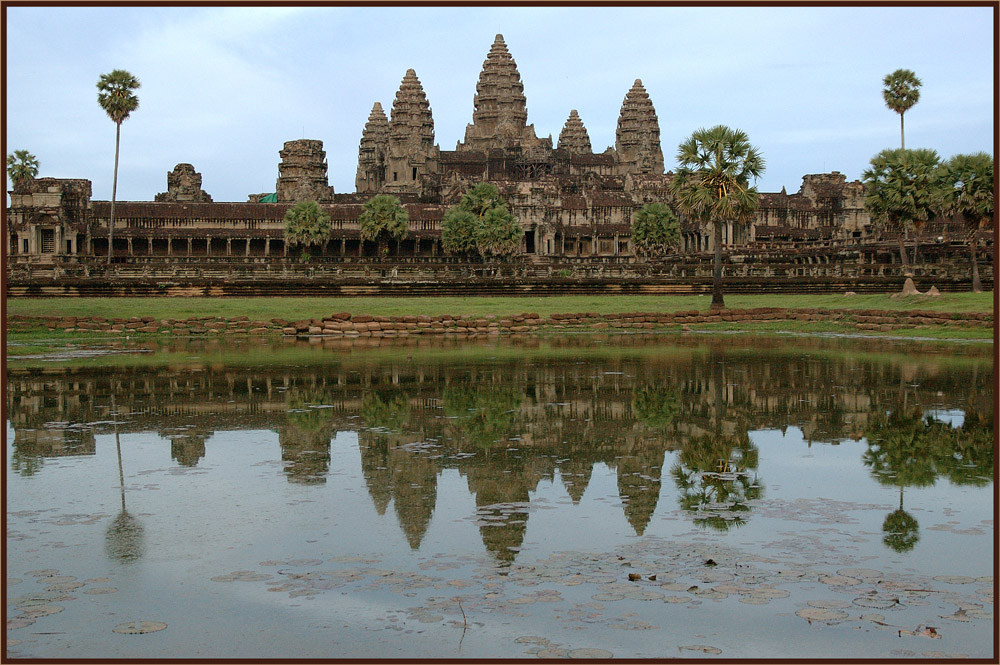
top-left (525, 229), bottom-right (535, 254)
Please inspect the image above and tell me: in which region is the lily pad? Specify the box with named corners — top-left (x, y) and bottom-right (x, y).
top-left (680, 645), bottom-right (723, 654)
top-left (853, 596), bottom-right (900, 610)
top-left (83, 587), bottom-right (118, 595)
top-left (932, 575), bottom-right (976, 584)
top-left (819, 575), bottom-right (861, 586)
top-left (20, 604), bottom-right (65, 618)
top-left (113, 620), bottom-right (167, 634)
top-left (568, 648), bottom-right (614, 658)
top-left (591, 592), bottom-right (625, 601)
top-left (796, 607), bottom-right (849, 622)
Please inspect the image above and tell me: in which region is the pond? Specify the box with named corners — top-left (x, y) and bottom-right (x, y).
top-left (5, 333), bottom-right (994, 659)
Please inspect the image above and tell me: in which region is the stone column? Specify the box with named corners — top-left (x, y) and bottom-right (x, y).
top-left (340, 238), bottom-right (346, 256)
top-left (265, 238), bottom-right (270, 256)
top-left (187, 238), bottom-right (192, 256)
top-left (167, 238), bottom-right (173, 256)
top-left (246, 239), bottom-right (251, 257)
top-left (226, 239), bottom-right (232, 256)
top-left (127, 238), bottom-right (133, 256)
top-left (148, 238), bottom-right (153, 255)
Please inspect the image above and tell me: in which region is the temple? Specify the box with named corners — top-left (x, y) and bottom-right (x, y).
top-left (6, 34), bottom-right (988, 291)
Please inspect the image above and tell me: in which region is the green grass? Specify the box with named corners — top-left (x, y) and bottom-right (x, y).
top-left (5, 292), bottom-right (994, 321)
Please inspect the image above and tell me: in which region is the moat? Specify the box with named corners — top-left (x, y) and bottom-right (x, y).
top-left (5, 334), bottom-right (994, 658)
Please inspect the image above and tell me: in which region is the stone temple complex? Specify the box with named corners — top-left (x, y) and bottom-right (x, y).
top-left (6, 34), bottom-right (990, 294)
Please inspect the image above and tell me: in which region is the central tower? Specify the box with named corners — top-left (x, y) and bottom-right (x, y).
top-left (458, 34), bottom-right (550, 153)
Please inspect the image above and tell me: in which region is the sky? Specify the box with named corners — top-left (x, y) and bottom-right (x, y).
top-left (3, 5), bottom-right (995, 204)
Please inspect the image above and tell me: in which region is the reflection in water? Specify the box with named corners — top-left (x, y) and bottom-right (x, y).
top-left (106, 395), bottom-right (144, 563)
top-left (7, 335), bottom-right (993, 564)
top-left (864, 403), bottom-right (994, 552)
top-left (671, 432), bottom-right (763, 531)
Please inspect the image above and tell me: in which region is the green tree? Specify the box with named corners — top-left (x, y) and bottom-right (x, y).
top-left (862, 147), bottom-right (941, 271)
top-left (937, 153), bottom-right (994, 292)
top-left (670, 125), bottom-right (765, 309)
top-left (284, 200), bottom-right (332, 261)
top-left (476, 205), bottom-right (522, 259)
top-left (441, 207), bottom-right (479, 258)
top-left (97, 69), bottom-right (141, 265)
top-left (630, 202), bottom-right (680, 258)
top-left (442, 182), bottom-right (523, 260)
top-left (882, 69), bottom-right (922, 150)
top-left (359, 194), bottom-right (408, 258)
top-left (632, 383), bottom-right (681, 430)
top-left (6, 150), bottom-right (39, 191)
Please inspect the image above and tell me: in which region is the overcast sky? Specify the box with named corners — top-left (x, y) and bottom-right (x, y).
top-left (4, 5), bottom-right (995, 203)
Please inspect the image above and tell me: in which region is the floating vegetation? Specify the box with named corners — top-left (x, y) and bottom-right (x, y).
top-left (112, 621), bottom-right (168, 634)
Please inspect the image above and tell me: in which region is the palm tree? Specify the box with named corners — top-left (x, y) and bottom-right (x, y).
top-left (937, 153), bottom-right (994, 292)
top-left (630, 202), bottom-right (680, 258)
top-left (97, 69), bottom-right (141, 264)
top-left (6, 150), bottom-right (39, 191)
top-left (442, 182), bottom-right (523, 260)
top-left (670, 125), bottom-right (765, 309)
top-left (283, 200), bottom-right (332, 261)
top-left (359, 194), bottom-right (408, 259)
top-left (882, 69), bottom-right (922, 149)
top-left (862, 147), bottom-right (941, 272)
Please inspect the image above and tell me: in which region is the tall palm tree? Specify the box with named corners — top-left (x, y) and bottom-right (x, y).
top-left (862, 147), bottom-right (941, 272)
top-left (6, 150), bottom-right (39, 190)
top-left (937, 152), bottom-right (994, 292)
top-left (882, 69), bottom-right (921, 149)
top-left (670, 125), bottom-right (765, 309)
top-left (97, 69), bottom-right (141, 264)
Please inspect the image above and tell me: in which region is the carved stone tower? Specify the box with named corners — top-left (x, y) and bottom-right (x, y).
top-left (614, 80), bottom-right (664, 176)
top-left (557, 110), bottom-right (593, 155)
top-left (459, 34), bottom-right (549, 152)
top-left (155, 163), bottom-right (213, 202)
top-left (383, 69), bottom-right (439, 196)
top-left (355, 102), bottom-right (390, 194)
top-left (275, 139), bottom-right (333, 203)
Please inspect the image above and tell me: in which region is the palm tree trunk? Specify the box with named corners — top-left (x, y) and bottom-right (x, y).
top-left (900, 112), bottom-right (905, 150)
top-left (969, 236), bottom-right (982, 292)
top-left (108, 122), bottom-right (121, 265)
top-left (711, 220), bottom-right (724, 309)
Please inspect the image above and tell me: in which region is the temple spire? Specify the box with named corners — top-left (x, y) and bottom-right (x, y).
top-left (459, 34), bottom-right (547, 152)
top-left (384, 69), bottom-right (439, 195)
top-left (355, 102), bottom-right (390, 194)
top-left (614, 79), bottom-right (664, 175)
top-left (558, 110), bottom-right (592, 155)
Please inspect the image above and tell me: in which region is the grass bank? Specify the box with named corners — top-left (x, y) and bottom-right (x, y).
top-left (6, 292), bottom-right (994, 321)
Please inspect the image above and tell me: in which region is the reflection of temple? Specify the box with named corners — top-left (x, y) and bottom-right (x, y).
top-left (7, 336), bottom-right (992, 561)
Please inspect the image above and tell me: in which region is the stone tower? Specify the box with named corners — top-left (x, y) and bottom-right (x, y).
top-left (383, 69), bottom-right (439, 196)
top-left (459, 34), bottom-right (549, 152)
top-left (557, 110), bottom-right (592, 154)
top-left (155, 163), bottom-right (212, 202)
top-left (614, 80), bottom-right (664, 176)
top-left (355, 102), bottom-right (390, 194)
top-left (275, 139), bottom-right (333, 203)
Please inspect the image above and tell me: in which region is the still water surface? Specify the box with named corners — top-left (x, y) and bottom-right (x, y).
top-left (5, 334), bottom-right (994, 658)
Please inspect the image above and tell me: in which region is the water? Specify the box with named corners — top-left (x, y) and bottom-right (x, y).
top-left (5, 333), bottom-right (994, 658)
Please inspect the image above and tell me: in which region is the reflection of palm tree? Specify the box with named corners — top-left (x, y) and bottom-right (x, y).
top-left (360, 390), bottom-right (411, 432)
top-left (106, 394), bottom-right (144, 563)
top-left (882, 488), bottom-right (920, 552)
top-left (934, 408), bottom-right (994, 488)
top-left (443, 385), bottom-right (522, 452)
top-left (864, 408), bottom-right (938, 554)
top-left (632, 384), bottom-right (680, 431)
top-left (671, 433), bottom-right (763, 532)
